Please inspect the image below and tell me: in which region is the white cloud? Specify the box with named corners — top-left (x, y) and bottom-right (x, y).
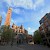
top-left (3, 0), bottom-right (33, 9)
top-left (35, 0), bottom-right (44, 5)
top-left (2, 0), bottom-right (45, 10)
top-left (4, 0), bottom-right (12, 6)
top-left (13, 9), bottom-right (21, 14)
top-left (27, 27), bottom-right (36, 35)
top-left (28, 27), bottom-right (35, 32)
top-left (33, 0), bottom-right (45, 10)
top-left (28, 27), bottom-right (31, 30)
top-left (13, 0), bottom-right (33, 9)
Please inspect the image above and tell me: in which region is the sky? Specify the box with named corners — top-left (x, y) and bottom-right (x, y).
top-left (0, 0), bottom-right (50, 35)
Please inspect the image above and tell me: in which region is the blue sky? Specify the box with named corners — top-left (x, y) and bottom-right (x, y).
top-left (0, 0), bottom-right (50, 35)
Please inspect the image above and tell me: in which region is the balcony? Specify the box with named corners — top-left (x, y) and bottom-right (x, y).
top-left (48, 26), bottom-right (50, 31)
top-left (41, 30), bottom-right (45, 33)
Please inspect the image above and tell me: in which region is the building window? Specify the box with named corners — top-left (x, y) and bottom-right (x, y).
top-left (45, 22), bottom-right (49, 26)
top-left (40, 18), bottom-right (44, 24)
top-left (48, 13), bottom-right (50, 19)
top-left (46, 13), bottom-right (50, 20)
top-left (48, 26), bottom-right (50, 31)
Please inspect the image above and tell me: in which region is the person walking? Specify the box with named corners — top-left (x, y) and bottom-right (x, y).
top-left (11, 39), bottom-right (13, 47)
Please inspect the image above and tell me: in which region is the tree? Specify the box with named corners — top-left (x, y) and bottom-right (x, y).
top-left (0, 16), bottom-right (2, 43)
top-left (33, 30), bottom-right (42, 44)
top-left (1, 25), bottom-right (15, 44)
top-left (0, 16), bottom-right (2, 36)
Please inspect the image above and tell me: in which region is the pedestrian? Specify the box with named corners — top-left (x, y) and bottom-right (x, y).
top-left (11, 41), bottom-right (13, 47)
top-left (11, 39), bottom-right (13, 47)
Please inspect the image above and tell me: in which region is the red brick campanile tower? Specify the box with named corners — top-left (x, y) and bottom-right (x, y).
top-left (5, 8), bottom-right (12, 26)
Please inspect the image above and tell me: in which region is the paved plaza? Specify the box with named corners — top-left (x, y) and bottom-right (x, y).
top-left (0, 44), bottom-right (50, 50)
